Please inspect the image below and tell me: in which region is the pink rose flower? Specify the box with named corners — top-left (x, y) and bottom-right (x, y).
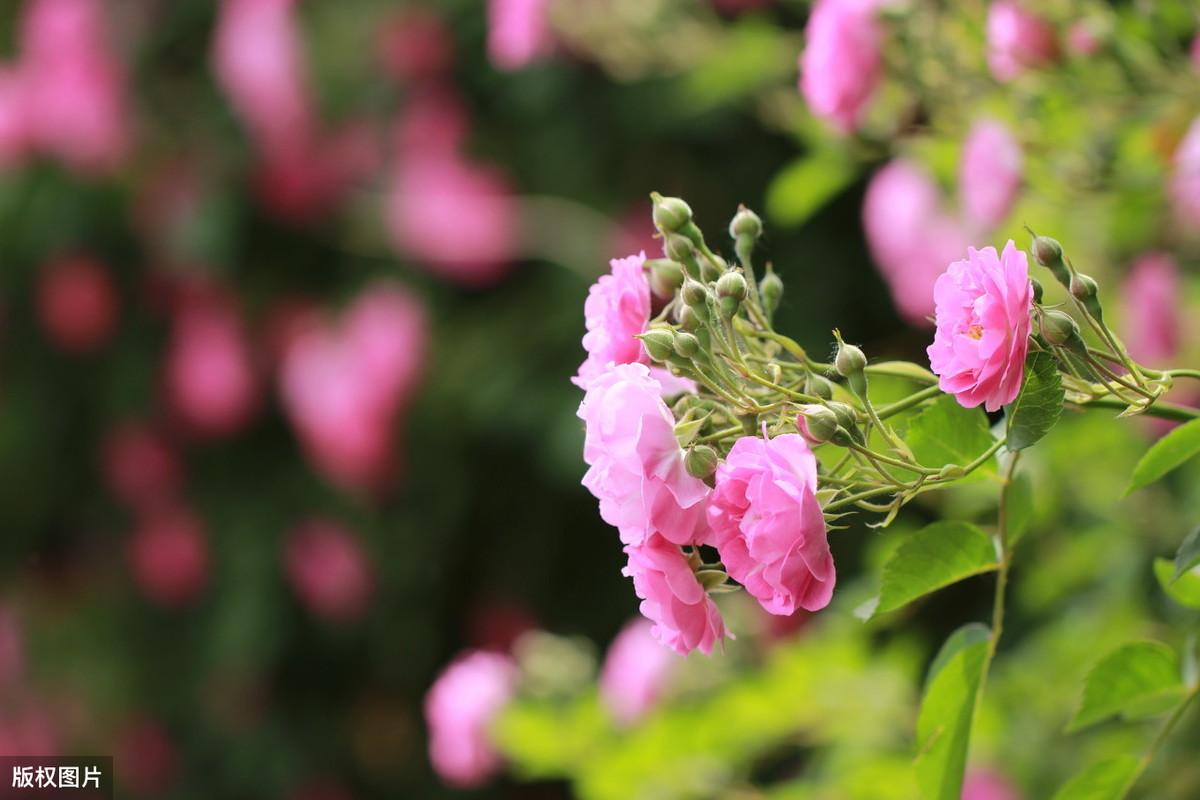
top-left (927, 241), bottom-right (1033, 411)
top-left (578, 363), bottom-right (710, 546)
top-left (279, 283), bottom-right (427, 491)
top-left (377, 10), bottom-right (454, 82)
top-left (862, 160), bottom-right (972, 326)
top-left (1121, 251), bottom-right (1180, 364)
top-left (573, 253), bottom-right (651, 388)
top-left (0, 69), bottom-right (29, 169)
top-left (622, 534), bottom-right (727, 655)
top-left (487, 0), bottom-right (551, 71)
top-left (19, 0), bottom-right (129, 172)
top-left (127, 506), bottom-right (210, 608)
top-left (959, 119), bottom-right (1023, 228)
top-left (100, 422), bottom-right (183, 511)
top-left (1169, 117), bottom-right (1200, 230)
top-left (599, 618), bottom-right (675, 724)
top-left (708, 434), bottom-right (835, 615)
top-left (963, 768), bottom-right (1021, 800)
top-left (799, 0), bottom-right (882, 133)
top-left (283, 519), bottom-right (373, 623)
top-left (35, 256), bottom-right (117, 354)
top-left (986, 2), bottom-right (1057, 82)
top-left (424, 650), bottom-right (516, 788)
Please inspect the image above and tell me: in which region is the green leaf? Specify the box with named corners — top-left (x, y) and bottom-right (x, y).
top-left (1154, 558), bottom-right (1200, 609)
top-left (872, 521), bottom-right (1000, 617)
top-left (1127, 418), bottom-right (1200, 493)
top-left (1004, 470), bottom-right (1034, 545)
top-left (1067, 641), bottom-right (1184, 731)
top-left (1006, 350), bottom-right (1064, 451)
top-left (915, 623), bottom-right (991, 800)
top-left (906, 395), bottom-right (997, 475)
top-left (765, 153), bottom-right (856, 227)
top-left (1050, 755), bottom-right (1140, 800)
top-left (1174, 526), bottom-right (1200, 580)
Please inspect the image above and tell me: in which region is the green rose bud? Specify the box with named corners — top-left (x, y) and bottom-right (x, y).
top-left (682, 277), bottom-right (709, 309)
top-left (651, 193), bottom-right (693, 233)
top-left (729, 205), bottom-right (763, 240)
top-left (795, 404), bottom-right (838, 444)
top-left (647, 259), bottom-right (685, 298)
top-left (759, 267), bottom-right (783, 315)
top-left (673, 330), bottom-right (700, 358)
top-left (640, 327), bottom-right (675, 362)
top-left (685, 444), bottom-right (720, 480)
top-left (1040, 309), bottom-right (1080, 347)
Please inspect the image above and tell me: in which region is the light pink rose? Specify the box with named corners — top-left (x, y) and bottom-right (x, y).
top-left (424, 650), bottom-right (516, 788)
top-left (927, 241), bottom-right (1033, 411)
top-left (164, 287), bottom-right (258, 438)
top-left (799, 0), bottom-right (882, 133)
top-left (578, 363), bottom-right (710, 547)
top-left (862, 160), bottom-right (973, 326)
top-left (1121, 252), bottom-right (1180, 364)
top-left (963, 768), bottom-right (1021, 800)
top-left (1169, 117), bottom-right (1200, 230)
top-left (959, 119), bottom-right (1022, 228)
top-left (20, 0), bottom-right (129, 172)
top-left (573, 253), bottom-right (651, 388)
top-left (599, 619), bottom-right (675, 723)
top-left (622, 534), bottom-right (727, 655)
top-left (35, 255), bottom-right (117, 354)
top-left (279, 283), bottom-right (427, 491)
top-left (283, 519), bottom-right (373, 623)
top-left (708, 434), bottom-right (835, 615)
top-left (127, 506), bottom-right (210, 608)
top-left (487, 0), bottom-right (551, 71)
top-left (986, 2), bottom-right (1057, 82)
top-left (212, 0), bottom-right (311, 155)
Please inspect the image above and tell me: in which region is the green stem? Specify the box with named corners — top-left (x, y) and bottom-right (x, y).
top-left (875, 385), bottom-right (943, 419)
top-left (1071, 397), bottom-right (1199, 422)
top-left (696, 424), bottom-right (745, 444)
top-left (1164, 369), bottom-right (1200, 381)
top-left (1128, 685), bottom-right (1200, 795)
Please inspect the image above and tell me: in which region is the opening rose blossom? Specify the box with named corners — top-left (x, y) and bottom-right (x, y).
top-left (424, 650), bottom-right (516, 788)
top-left (959, 119), bottom-right (1023, 229)
top-left (927, 241), bottom-right (1033, 411)
top-left (622, 534), bottom-right (727, 655)
top-left (986, 1), bottom-right (1058, 82)
top-left (799, 0), bottom-right (882, 133)
top-left (573, 253), bottom-right (651, 388)
top-left (578, 363), bottom-right (710, 547)
top-left (599, 618), bottom-right (675, 724)
top-left (708, 433), bottom-right (835, 615)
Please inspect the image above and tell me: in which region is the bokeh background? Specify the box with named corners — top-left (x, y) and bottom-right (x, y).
top-left (2, 0), bottom-right (1200, 798)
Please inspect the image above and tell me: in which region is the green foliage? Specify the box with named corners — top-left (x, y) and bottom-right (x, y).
top-left (915, 623), bottom-right (991, 800)
top-left (905, 395), bottom-right (996, 475)
top-left (1127, 418), bottom-right (1200, 493)
top-left (870, 521), bottom-right (999, 618)
top-left (1153, 559), bottom-right (1200, 609)
top-left (1050, 756), bottom-right (1140, 800)
top-left (1068, 642), bottom-right (1184, 732)
top-left (1173, 526), bottom-right (1200, 581)
top-left (1006, 351), bottom-right (1064, 451)
top-left (1004, 469), bottom-right (1035, 546)
top-left (766, 152), bottom-right (857, 228)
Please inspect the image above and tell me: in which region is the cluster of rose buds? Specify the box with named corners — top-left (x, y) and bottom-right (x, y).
top-left (570, 194), bottom-right (1184, 658)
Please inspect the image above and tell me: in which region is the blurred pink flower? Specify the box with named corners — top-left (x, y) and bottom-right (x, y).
top-left (127, 506), bottom-right (210, 608)
top-left (1121, 251), bottom-right (1180, 364)
top-left (959, 119), bottom-right (1022, 228)
top-left (164, 286), bottom-right (258, 438)
top-left (1066, 22), bottom-right (1101, 57)
top-left (101, 422), bottom-right (183, 511)
top-left (578, 363), bottom-right (710, 547)
top-left (1169, 117), bottom-right (1200, 229)
top-left (283, 519), bottom-right (373, 623)
top-left (928, 241), bottom-right (1033, 411)
top-left (623, 534), bottom-right (727, 655)
top-left (0, 69), bottom-right (29, 168)
top-left (599, 619), bottom-right (674, 724)
top-left (0, 607), bottom-right (24, 690)
top-left (425, 650), bottom-right (516, 788)
top-left (708, 434), bottom-right (835, 615)
top-left (377, 9), bottom-right (454, 82)
top-left (862, 160), bottom-right (972, 326)
top-left (487, 0), bottom-right (551, 71)
top-left (115, 718), bottom-right (179, 796)
top-left (574, 253), bottom-right (651, 388)
top-left (20, 0), bottom-right (129, 171)
top-left (212, 0), bottom-right (310, 154)
top-left (254, 122), bottom-right (380, 222)
top-left (800, 0), bottom-right (882, 133)
top-left (986, 2), bottom-right (1057, 82)
top-left (279, 283), bottom-right (427, 491)
top-left (386, 145), bottom-right (518, 286)
top-left (963, 768), bottom-right (1021, 800)
top-left (35, 255), bottom-right (118, 354)
top-left (0, 701), bottom-right (59, 757)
